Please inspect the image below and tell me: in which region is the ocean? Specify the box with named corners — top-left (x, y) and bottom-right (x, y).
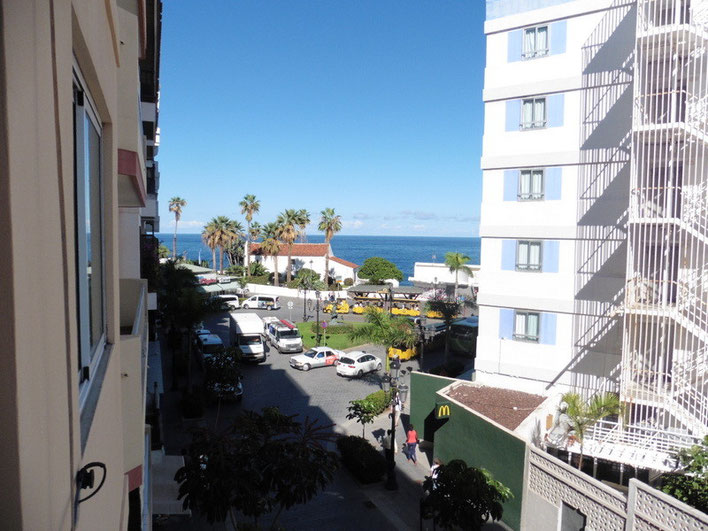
top-left (157, 233), bottom-right (481, 285)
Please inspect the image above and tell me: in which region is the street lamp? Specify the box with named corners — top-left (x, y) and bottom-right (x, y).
top-left (433, 276), bottom-right (438, 296)
top-left (383, 355), bottom-right (403, 491)
top-left (417, 320), bottom-right (426, 373)
top-left (315, 289), bottom-right (321, 346)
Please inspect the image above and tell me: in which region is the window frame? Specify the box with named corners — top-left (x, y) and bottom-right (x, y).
top-left (520, 97), bottom-right (547, 130)
top-left (522, 25), bottom-right (550, 60)
top-left (516, 240), bottom-right (543, 272)
top-left (518, 168), bottom-right (545, 201)
top-left (73, 64), bottom-right (108, 408)
top-left (513, 311), bottom-right (540, 342)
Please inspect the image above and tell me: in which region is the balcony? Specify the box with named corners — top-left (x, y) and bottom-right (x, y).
top-left (120, 278), bottom-right (149, 477)
top-left (140, 234), bottom-right (159, 292)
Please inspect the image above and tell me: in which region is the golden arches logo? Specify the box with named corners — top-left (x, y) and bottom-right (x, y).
top-left (436, 404), bottom-right (451, 419)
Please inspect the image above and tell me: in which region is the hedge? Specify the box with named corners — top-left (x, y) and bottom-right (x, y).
top-left (336, 436), bottom-right (387, 484)
top-left (310, 322), bottom-right (354, 335)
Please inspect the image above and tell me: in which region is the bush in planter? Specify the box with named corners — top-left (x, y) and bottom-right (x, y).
top-left (180, 390), bottom-right (205, 419)
top-left (336, 436), bottom-right (386, 484)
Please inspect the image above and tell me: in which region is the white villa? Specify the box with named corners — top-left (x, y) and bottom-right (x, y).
top-left (407, 261), bottom-right (480, 292)
top-left (248, 243), bottom-right (359, 284)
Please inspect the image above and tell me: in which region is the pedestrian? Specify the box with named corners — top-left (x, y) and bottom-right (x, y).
top-left (429, 458), bottom-right (442, 489)
top-left (392, 392), bottom-right (402, 427)
top-left (405, 425), bottom-right (419, 464)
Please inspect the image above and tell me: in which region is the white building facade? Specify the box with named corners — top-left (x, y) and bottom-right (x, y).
top-left (477, 0), bottom-right (707, 467)
top-left (249, 243), bottom-right (358, 284)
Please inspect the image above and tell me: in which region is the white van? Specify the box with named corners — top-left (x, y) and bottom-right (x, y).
top-left (229, 312), bottom-right (266, 362)
top-left (216, 294), bottom-right (240, 310)
top-left (197, 333), bottom-right (224, 365)
top-left (265, 319), bottom-right (303, 353)
top-left (241, 295), bottom-right (280, 310)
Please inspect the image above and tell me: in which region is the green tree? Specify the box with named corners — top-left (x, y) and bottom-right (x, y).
top-left (261, 221), bottom-right (282, 286)
top-left (158, 243), bottom-right (171, 259)
top-left (276, 209), bottom-right (299, 283)
top-left (346, 398), bottom-right (379, 438)
top-left (296, 209), bottom-right (311, 242)
top-left (204, 347), bottom-right (242, 427)
top-left (358, 257), bottom-right (403, 284)
top-left (318, 208), bottom-right (342, 286)
top-left (445, 251), bottom-right (472, 298)
top-left (249, 221), bottom-right (262, 244)
top-left (661, 435), bottom-right (708, 513)
top-left (201, 219), bottom-right (218, 271)
top-left (209, 216), bottom-right (242, 273)
top-left (348, 307), bottom-right (416, 372)
top-left (168, 196), bottom-right (187, 259)
top-left (175, 407), bottom-right (339, 528)
top-left (239, 194), bottom-right (260, 273)
top-left (422, 460), bottom-right (512, 530)
top-left (425, 296), bottom-right (463, 364)
top-left (560, 392), bottom-right (622, 470)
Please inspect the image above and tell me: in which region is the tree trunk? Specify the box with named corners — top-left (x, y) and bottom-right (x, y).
top-left (578, 443), bottom-right (584, 470)
top-left (454, 269), bottom-right (459, 299)
top-left (324, 254), bottom-right (330, 287)
top-left (219, 247), bottom-right (224, 274)
top-left (286, 243), bottom-right (293, 283)
top-left (273, 255), bottom-right (279, 287)
top-left (211, 248), bottom-right (216, 273)
top-left (245, 222), bottom-right (250, 273)
top-left (173, 217), bottom-right (178, 258)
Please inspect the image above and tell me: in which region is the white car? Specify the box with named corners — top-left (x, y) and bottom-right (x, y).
top-left (289, 347), bottom-right (343, 371)
top-left (217, 294), bottom-right (240, 310)
top-left (336, 351), bottom-right (382, 378)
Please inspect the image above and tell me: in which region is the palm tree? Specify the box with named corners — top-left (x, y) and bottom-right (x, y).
top-left (296, 209), bottom-right (311, 242)
top-left (261, 222), bottom-right (282, 286)
top-left (239, 194), bottom-right (261, 274)
top-left (169, 196), bottom-right (187, 259)
top-left (560, 392), bottom-right (622, 470)
top-left (318, 208), bottom-right (342, 286)
top-left (210, 216), bottom-right (241, 274)
top-left (348, 308), bottom-right (418, 373)
top-left (224, 220), bottom-right (245, 269)
top-left (445, 252), bottom-right (472, 299)
top-left (202, 219), bottom-right (219, 272)
top-left (249, 221), bottom-right (262, 244)
top-left (276, 209), bottom-right (299, 283)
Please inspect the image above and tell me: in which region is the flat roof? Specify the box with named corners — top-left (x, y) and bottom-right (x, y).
top-left (446, 384), bottom-right (544, 431)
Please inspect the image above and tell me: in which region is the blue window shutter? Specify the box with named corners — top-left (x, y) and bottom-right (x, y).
top-left (540, 313), bottom-right (557, 345)
top-left (506, 100), bottom-right (521, 131)
top-left (499, 309), bottom-right (514, 339)
top-left (545, 167), bottom-right (562, 200)
top-left (550, 21), bottom-right (567, 55)
top-left (543, 240), bottom-right (560, 273)
top-left (504, 170), bottom-right (518, 201)
top-left (501, 240), bottom-right (516, 271)
top-left (547, 94), bottom-right (564, 127)
top-left (507, 30), bottom-right (523, 62)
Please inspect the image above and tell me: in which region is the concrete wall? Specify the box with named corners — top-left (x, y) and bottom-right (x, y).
top-left (252, 253), bottom-right (357, 283)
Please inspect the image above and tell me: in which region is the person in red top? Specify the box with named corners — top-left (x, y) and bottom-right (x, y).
top-left (405, 425), bottom-right (419, 464)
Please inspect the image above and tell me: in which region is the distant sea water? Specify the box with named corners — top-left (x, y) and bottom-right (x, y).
top-left (157, 233), bottom-right (481, 285)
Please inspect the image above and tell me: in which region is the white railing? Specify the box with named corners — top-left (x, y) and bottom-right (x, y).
top-left (586, 419), bottom-right (701, 453)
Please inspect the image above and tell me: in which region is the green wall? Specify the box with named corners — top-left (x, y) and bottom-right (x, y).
top-left (410, 373), bottom-right (526, 530)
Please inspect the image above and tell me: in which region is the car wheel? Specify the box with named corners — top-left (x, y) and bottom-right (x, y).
top-left (303, 364), bottom-right (311, 371)
top-left (357, 369), bottom-right (363, 378)
top-left (242, 304), bottom-right (249, 309)
top-left (376, 362), bottom-right (382, 371)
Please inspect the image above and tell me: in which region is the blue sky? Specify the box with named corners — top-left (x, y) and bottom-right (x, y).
top-left (158, 1), bottom-right (486, 237)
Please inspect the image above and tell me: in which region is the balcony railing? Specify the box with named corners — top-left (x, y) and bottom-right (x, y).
top-left (630, 186), bottom-right (682, 220)
top-left (639, 0), bottom-right (692, 30)
top-left (626, 276), bottom-right (678, 307)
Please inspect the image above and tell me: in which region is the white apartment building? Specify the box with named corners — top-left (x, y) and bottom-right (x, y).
top-left (477, 0), bottom-right (707, 469)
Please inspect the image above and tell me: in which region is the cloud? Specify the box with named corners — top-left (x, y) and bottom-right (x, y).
top-left (169, 219), bottom-right (206, 228)
top-left (343, 219), bottom-right (364, 229)
top-left (400, 210), bottom-right (439, 221)
top-left (352, 212), bottom-right (371, 220)
top-left (412, 224), bottom-right (426, 230)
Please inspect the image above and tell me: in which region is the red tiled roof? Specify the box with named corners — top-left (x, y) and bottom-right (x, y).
top-left (249, 243), bottom-right (330, 257)
top-left (330, 256), bottom-right (359, 269)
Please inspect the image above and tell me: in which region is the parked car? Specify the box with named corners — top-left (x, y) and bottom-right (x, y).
top-left (241, 295), bottom-right (280, 310)
top-left (205, 379), bottom-right (243, 402)
top-left (216, 294), bottom-right (240, 310)
top-left (265, 319), bottom-right (303, 353)
top-left (289, 347), bottom-right (343, 371)
top-left (197, 334), bottom-right (224, 365)
top-left (336, 351), bottom-right (382, 378)
top-left (195, 327), bottom-right (211, 340)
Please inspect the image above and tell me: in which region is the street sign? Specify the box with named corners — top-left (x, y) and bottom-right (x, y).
top-left (287, 301), bottom-right (294, 309)
top-left (321, 321), bottom-right (328, 329)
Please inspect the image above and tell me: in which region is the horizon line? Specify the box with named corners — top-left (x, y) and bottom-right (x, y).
top-left (159, 232), bottom-right (481, 239)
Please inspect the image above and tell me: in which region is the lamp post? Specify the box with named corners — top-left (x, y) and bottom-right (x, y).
top-left (315, 289), bottom-right (321, 346)
top-left (417, 320), bottom-right (426, 373)
top-left (433, 276), bottom-right (438, 297)
top-left (384, 356), bottom-right (402, 490)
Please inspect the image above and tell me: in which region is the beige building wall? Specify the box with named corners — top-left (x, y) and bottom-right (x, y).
top-left (0, 0), bottom-right (154, 528)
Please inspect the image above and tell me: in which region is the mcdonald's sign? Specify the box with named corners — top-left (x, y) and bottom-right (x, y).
top-left (435, 401), bottom-right (451, 419)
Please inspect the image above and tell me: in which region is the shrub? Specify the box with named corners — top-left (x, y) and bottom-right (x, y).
top-left (225, 265), bottom-right (245, 276)
top-left (362, 389), bottom-right (393, 416)
top-left (180, 390), bottom-right (205, 419)
top-left (336, 436), bottom-right (386, 484)
top-left (249, 262), bottom-right (268, 276)
top-left (358, 257), bottom-right (403, 283)
top-left (344, 278), bottom-right (354, 287)
top-left (245, 274), bottom-right (270, 285)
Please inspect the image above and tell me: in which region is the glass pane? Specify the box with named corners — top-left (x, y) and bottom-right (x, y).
top-left (520, 171), bottom-right (531, 196)
top-left (85, 115), bottom-right (104, 357)
top-left (524, 28), bottom-right (535, 55)
top-left (536, 26), bottom-right (548, 54)
top-left (527, 313), bottom-right (539, 337)
top-left (522, 100), bottom-right (534, 127)
top-left (532, 171), bottom-right (543, 195)
top-left (534, 99), bottom-right (546, 126)
top-left (529, 242), bottom-right (541, 267)
top-left (515, 314), bottom-right (526, 336)
top-left (518, 242), bottom-right (529, 266)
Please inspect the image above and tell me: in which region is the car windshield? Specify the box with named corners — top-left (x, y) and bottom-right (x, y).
top-left (340, 357), bottom-right (355, 365)
top-left (278, 329), bottom-right (300, 338)
top-left (239, 335), bottom-right (262, 345)
top-left (303, 350), bottom-right (318, 358)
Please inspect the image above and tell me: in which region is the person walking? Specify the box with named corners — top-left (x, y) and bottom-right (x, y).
top-left (429, 458), bottom-right (442, 489)
top-left (404, 425), bottom-right (419, 464)
top-left (392, 392), bottom-right (402, 427)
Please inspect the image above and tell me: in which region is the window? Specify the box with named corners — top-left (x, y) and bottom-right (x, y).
top-left (513, 312), bottom-right (539, 342)
top-left (522, 25), bottom-right (548, 59)
top-left (516, 240), bottom-right (542, 271)
top-left (519, 169), bottom-right (544, 200)
top-left (74, 71), bottom-right (106, 390)
top-left (521, 97), bottom-right (546, 129)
